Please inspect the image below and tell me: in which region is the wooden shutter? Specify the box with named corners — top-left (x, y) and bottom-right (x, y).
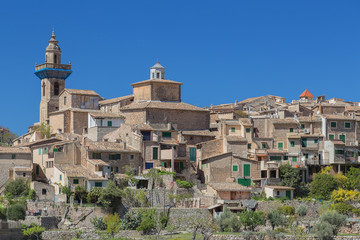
top-left (243, 164), bottom-right (250, 177)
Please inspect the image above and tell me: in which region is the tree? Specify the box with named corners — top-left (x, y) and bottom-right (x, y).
top-left (189, 212), bottom-right (218, 240)
top-left (217, 206), bottom-right (241, 232)
top-left (319, 211), bottom-right (346, 235)
top-left (33, 122), bottom-right (51, 139)
top-left (74, 185), bottom-right (87, 205)
top-left (267, 209), bottom-right (286, 230)
top-left (87, 187), bottom-right (103, 204)
top-left (120, 188), bottom-right (149, 208)
top-left (313, 221), bottom-right (335, 240)
top-left (5, 178), bottom-right (29, 196)
top-left (61, 185), bottom-right (71, 203)
top-left (22, 224), bottom-right (45, 240)
top-left (238, 210), bottom-right (266, 232)
top-left (136, 208), bottom-right (157, 234)
top-left (310, 173), bottom-right (338, 200)
top-left (104, 213), bottom-right (121, 237)
top-left (97, 181), bottom-right (122, 208)
top-left (279, 164), bottom-right (308, 197)
top-left (345, 167), bottom-right (360, 190)
top-left (7, 204), bottom-right (26, 220)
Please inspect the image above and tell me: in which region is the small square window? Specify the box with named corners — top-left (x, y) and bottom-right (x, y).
top-left (330, 122), bottom-right (337, 128)
top-left (247, 143), bottom-right (251, 149)
top-left (329, 134), bottom-right (334, 140)
top-left (42, 189), bottom-right (47, 195)
top-left (231, 127), bottom-right (235, 133)
top-left (162, 132), bottom-right (171, 138)
top-left (232, 165), bottom-right (238, 171)
top-left (246, 128), bottom-right (250, 133)
top-left (262, 143), bottom-right (267, 149)
top-left (107, 121), bottom-right (112, 127)
top-left (11, 154), bottom-right (15, 159)
top-left (95, 182), bottom-right (103, 187)
top-left (292, 157), bottom-right (297, 162)
top-left (129, 155), bottom-right (134, 160)
top-left (290, 141), bottom-right (295, 147)
top-left (345, 122), bottom-right (351, 128)
top-left (289, 128), bottom-right (293, 133)
top-left (284, 156), bottom-right (288, 160)
top-left (301, 124), bottom-right (305, 129)
top-left (73, 179), bottom-right (79, 184)
top-left (314, 139), bottom-right (318, 143)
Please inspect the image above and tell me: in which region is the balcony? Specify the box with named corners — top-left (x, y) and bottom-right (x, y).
top-left (35, 63), bottom-right (71, 70)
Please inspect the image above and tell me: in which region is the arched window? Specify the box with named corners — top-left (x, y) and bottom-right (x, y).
top-left (54, 55), bottom-right (57, 63)
top-left (156, 72), bottom-right (160, 78)
top-left (42, 82), bottom-right (46, 97)
top-left (54, 82), bottom-right (59, 96)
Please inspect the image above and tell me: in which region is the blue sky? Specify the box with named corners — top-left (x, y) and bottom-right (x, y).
top-left (1, 1), bottom-right (360, 135)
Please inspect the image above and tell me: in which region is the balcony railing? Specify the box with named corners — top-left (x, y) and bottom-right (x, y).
top-left (35, 63), bottom-right (71, 70)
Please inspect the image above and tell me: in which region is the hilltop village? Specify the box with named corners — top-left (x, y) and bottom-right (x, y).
top-left (1, 32), bottom-right (360, 239)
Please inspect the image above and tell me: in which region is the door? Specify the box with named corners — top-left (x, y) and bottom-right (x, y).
top-left (286, 190), bottom-right (291, 199)
top-left (190, 147), bottom-right (196, 162)
top-left (243, 164), bottom-right (251, 177)
top-left (179, 162), bottom-right (184, 171)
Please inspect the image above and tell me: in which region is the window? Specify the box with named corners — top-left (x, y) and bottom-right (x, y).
top-left (339, 134), bottom-right (345, 143)
top-left (115, 166), bottom-right (119, 173)
top-left (46, 161), bottom-right (54, 168)
top-left (302, 138), bottom-right (307, 147)
top-left (38, 149), bottom-right (41, 155)
top-left (92, 153), bottom-right (101, 159)
top-left (73, 179), bottom-right (79, 184)
top-left (246, 128), bottom-right (250, 133)
top-left (329, 134), bottom-right (334, 140)
top-left (278, 142), bottom-right (283, 150)
top-left (314, 139), bottom-right (318, 144)
top-left (107, 121), bottom-right (112, 127)
top-left (100, 120), bottom-right (103, 126)
top-left (162, 132), bottom-right (171, 138)
top-left (156, 72), bottom-right (160, 78)
top-left (60, 174), bottom-right (62, 181)
top-left (292, 157), bottom-right (297, 162)
top-left (54, 82), bottom-right (59, 96)
top-left (304, 153), bottom-right (308, 159)
top-left (231, 127), bottom-right (235, 133)
top-left (330, 122), bottom-right (337, 128)
top-left (11, 154), bottom-right (15, 159)
top-left (42, 82), bottom-right (46, 97)
top-left (190, 147), bottom-right (196, 162)
top-left (262, 143), bottom-right (267, 149)
top-left (109, 154), bottom-right (121, 160)
top-left (152, 148), bottom-right (158, 160)
top-left (301, 124), bottom-right (305, 129)
top-left (243, 164), bottom-right (251, 177)
top-left (42, 189), bottom-right (47, 195)
top-left (64, 96), bottom-right (67, 105)
top-left (247, 143), bottom-right (251, 149)
top-left (335, 149), bottom-right (344, 155)
top-left (141, 131), bottom-right (151, 141)
top-left (290, 128), bottom-right (293, 133)
top-left (36, 165), bottom-right (39, 175)
top-left (277, 191), bottom-right (280, 196)
top-left (59, 188), bottom-right (61, 194)
top-left (206, 163), bottom-right (208, 168)
top-left (290, 141), bottom-right (295, 147)
top-left (232, 165), bottom-right (238, 171)
top-left (345, 122), bottom-right (351, 128)
top-left (23, 173), bottom-right (26, 177)
top-left (284, 156), bottom-right (288, 160)
top-left (95, 182), bottom-right (103, 187)
top-left (129, 155), bottom-right (134, 160)
top-left (270, 156), bottom-right (282, 161)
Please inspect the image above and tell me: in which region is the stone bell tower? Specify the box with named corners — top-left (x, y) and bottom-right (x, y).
top-left (35, 31), bottom-right (72, 124)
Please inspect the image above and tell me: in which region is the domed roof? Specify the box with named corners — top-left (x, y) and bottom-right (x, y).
top-left (46, 31), bottom-right (61, 51)
top-left (150, 59), bottom-right (165, 69)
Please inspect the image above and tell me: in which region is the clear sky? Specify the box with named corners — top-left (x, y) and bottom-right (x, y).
top-left (1, 0), bottom-right (360, 135)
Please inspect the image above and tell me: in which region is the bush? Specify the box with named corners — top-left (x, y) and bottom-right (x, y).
top-left (319, 211), bottom-right (346, 235)
top-left (310, 174), bottom-right (338, 200)
top-left (157, 170), bottom-right (176, 178)
top-left (296, 205), bottom-right (307, 217)
top-left (136, 208), bottom-right (157, 234)
top-left (333, 202), bottom-right (354, 215)
top-left (238, 210), bottom-right (266, 231)
top-left (97, 181), bottom-right (122, 208)
top-left (217, 206), bottom-right (241, 232)
top-left (278, 205), bottom-right (295, 216)
top-left (22, 224), bottom-right (45, 240)
top-left (274, 227), bottom-right (287, 234)
top-left (87, 187), bottom-right (103, 204)
top-left (313, 221), bottom-right (335, 240)
top-left (7, 204), bottom-right (26, 221)
top-left (28, 189), bottom-right (36, 201)
top-left (104, 213), bottom-right (121, 237)
top-left (120, 210), bottom-right (142, 230)
top-left (345, 167), bottom-right (360, 190)
top-left (267, 209), bottom-right (286, 230)
top-left (74, 186), bottom-right (87, 204)
top-left (0, 206), bottom-right (6, 220)
top-left (331, 188), bottom-right (360, 203)
top-left (5, 178), bottom-right (29, 196)
top-left (175, 179), bottom-right (195, 189)
top-left (352, 208), bottom-right (360, 216)
top-left (91, 216), bottom-right (106, 230)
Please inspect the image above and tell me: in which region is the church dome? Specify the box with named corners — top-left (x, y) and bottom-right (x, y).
top-left (150, 59), bottom-right (165, 69)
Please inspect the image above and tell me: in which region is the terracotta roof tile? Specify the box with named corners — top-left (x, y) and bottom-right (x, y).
top-left (0, 146), bottom-right (31, 154)
top-left (208, 182), bottom-right (251, 192)
top-left (181, 130), bottom-right (215, 137)
top-left (120, 101), bottom-right (208, 112)
top-left (131, 79), bottom-right (183, 86)
top-left (62, 89), bottom-right (100, 96)
top-left (90, 112), bottom-right (125, 119)
top-left (99, 95), bottom-right (134, 105)
top-left (85, 140), bottom-right (138, 152)
top-left (299, 89), bottom-right (314, 98)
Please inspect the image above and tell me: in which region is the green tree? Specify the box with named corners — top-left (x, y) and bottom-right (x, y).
top-left (104, 213), bottom-right (121, 237)
top-left (310, 174), bottom-right (338, 200)
top-left (74, 185), bottom-right (87, 205)
top-left (217, 206), bottom-right (241, 232)
top-left (61, 185), bottom-right (71, 203)
top-left (267, 209), bottom-right (286, 230)
top-left (28, 189), bottom-right (36, 201)
top-left (97, 181), bottom-right (122, 208)
top-left (7, 204), bottom-right (26, 220)
top-left (5, 178), bottom-right (29, 196)
top-left (34, 122), bottom-right (51, 139)
top-left (87, 187), bottom-right (103, 204)
top-left (136, 208), bottom-right (157, 234)
top-left (121, 188), bottom-right (148, 208)
top-left (345, 167), bottom-right (360, 190)
top-left (22, 224), bottom-right (45, 240)
top-left (238, 210), bottom-right (266, 232)
top-left (319, 210), bottom-right (346, 235)
top-left (279, 164), bottom-right (308, 197)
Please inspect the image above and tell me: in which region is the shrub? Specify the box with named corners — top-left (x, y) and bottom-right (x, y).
top-left (157, 169), bottom-right (176, 178)
top-left (136, 208), bottom-right (157, 234)
top-left (22, 224), bottom-right (45, 240)
top-left (87, 187), bottom-right (103, 204)
top-left (120, 210), bottom-right (142, 230)
top-left (274, 227), bottom-right (287, 234)
top-left (310, 174), bottom-right (338, 200)
top-left (97, 181), bottom-right (122, 208)
top-left (104, 213), bottom-right (121, 237)
top-left (345, 167), bottom-right (360, 190)
top-left (352, 208), bottom-right (360, 216)
top-left (278, 205), bottom-right (295, 216)
top-left (238, 210), bottom-right (266, 231)
top-left (5, 178), bottom-right (29, 196)
top-left (28, 189), bottom-right (36, 201)
top-left (313, 221), bottom-right (335, 240)
top-left (267, 209), bottom-right (286, 230)
top-left (175, 179), bottom-right (195, 189)
top-left (296, 205), bottom-right (307, 217)
top-left (333, 202), bottom-right (354, 215)
top-left (331, 188), bottom-right (360, 203)
top-left (217, 206), bottom-right (241, 232)
top-left (319, 211), bottom-right (346, 235)
top-left (7, 204), bottom-right (26, 221)
top-left (91, 216), bottom-right (106, 230)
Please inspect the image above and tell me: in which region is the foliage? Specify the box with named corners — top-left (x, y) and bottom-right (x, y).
top-left (238, 210), bottom-right (266, 231)
top-left (189, 212), bottom-right (218, 240)
top-left (136, 208), bottom-right (157, 234)
top-left (319, 210), bottom-right (347, 235)
top-left (313, 221), bottom-right (335, 240)
top-left (332, 202), bottom-right (354, 215)
top-left (0, 206), bottom-right (6, 220)
top-left (296, 205), bottom-right (307, 217)
top-left (91, 216), bottom-right (106, 230)
top-left (104, 213), bottom-right (121, 237)
top-left (74, 186), bottom-right (87, 204)
top-left (175, 179), bottom-right (195, 189)
top-left (34, 122), bottom-right (51, 139)
top-left (28, 189), bottom-right (36, 201)
top-left (267, 209), bottom-right (286, 230)
top-left (61, 186), bottom-right (71, 203)
top-left (120, 209), bottom-right (142, 230)
top-left (320, 166), bottom-right (333, 174)
top-left (120, 188), bottom-right (148, 208)
top-left (7, 203), bottom-right (26, 220)
top-left (352, 208), bottom-right (360, 216)
top-left (157, 169), bottom-right (176, 178)
top-left (310, 173), bottom-right (338, 200)
top-left (279, 164), bottom-right (308, 197)
top-left (87, 187), bottom-right (103, 204)
top-left (22, 224), bottom-right (45, 240)
top-left (97, 181), bottom-right (122, 208)
top-left (168, 193), bottom-right (193, 204)
top-left (278, 205), bottom-right (295, 216)
top-left (5, 178), bottom-right (29, 196)
top-left (345, 167), bottom-right (360, 190)
top-left (0, 129), bottom-right (17, 146)
top-left (331, 188), bottom-right (360, 203)
top-left (235, 110), bottom-right (249, 118)
top-left (317, 203), bottom-right (332, 216)
top-left (217, 206), bottom-right (242, 232)
top-left (333, 172), bottom-right (348, 189)
top-left (144, 168), bottom-right (163, 188)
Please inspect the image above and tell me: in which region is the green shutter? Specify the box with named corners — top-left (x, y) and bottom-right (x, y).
top-left (73, 179), bottom-right (79, 184)
top-left (60, 174), bottom-right (62, 180)
top-left (284, 156), bottom-right (288, 160)
top-left (95, 182), bottom-right (103, 187)
top-left (286, 190), bottom-right (291, 200)
top-left (262, 143), bottom-right (266, 149)
top-left (335, 149), bottom-right (338, 154)
top-left (331, 122), bottom-right (337, 128)
top-left (290, 141), bottom-right (295, 147)
top-left (180, 162), bottom-right (184, 170)
top-left (292, 157), bottom-right (297, 162)
top-left (314, 139), bottom-right (318, 143)
top-left (231, 127), bottom-right (235, 133)
top-left (162, 132), bottom-right (171, 138)
top-left (339, 135), bottom-right (345, 143)
top-left (232, 165), bottom-right (238, 171)
top-left (345, 122), bottom-right (351, 128)
top-left (247, 143), bottom-right (251, 149)
top-left (243, 164), bottom-right (250, 177)
top-left (270, 156), bottom-right (282, 161)
top-left (290, 128), bottom-right (293, 133)
top-left (278, 142), bottom-right (283, 150)
top-left (302, 138), bottom-right (307, 147)
top-left (107, 121), bottom-right (112, 127)
top-left (38, 149), bottom-right (41, 155)
top-left (329, 134), bottom-right (334, 140)
top-left (190, 147), bottom-right (196, 161)
top-left (246, 128), bottom-right (250, 133)
top-left (301, 124), bottom-right (305, 129)
top-left (354, 151), bottom-right (357, 158)
top-left (153, 148), bottom-right (158, 160)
